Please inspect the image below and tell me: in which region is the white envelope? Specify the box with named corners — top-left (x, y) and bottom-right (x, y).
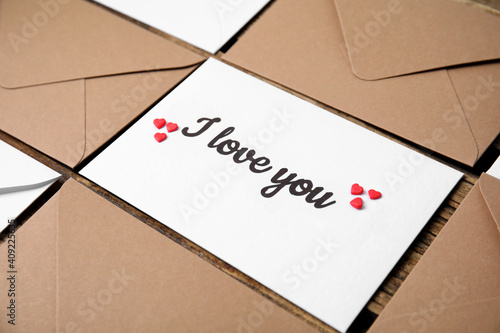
top-left (488, 156), bottom-right (500, 179)
top-left (93, 0), bottom-right (271, 53)
top-left (81, 58), bottom-right (463, 332)
top-left (0, 140), bottom-right (60, 231)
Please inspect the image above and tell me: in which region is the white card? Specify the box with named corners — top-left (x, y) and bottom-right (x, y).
top-left (0, 140), bottom-right (60, 231)
top-left (487, 156), bottom-right (500, 179)
top-left (94, 0), bottom-right (271, 53)
top-left (81, 58), bottom-right (462, 332)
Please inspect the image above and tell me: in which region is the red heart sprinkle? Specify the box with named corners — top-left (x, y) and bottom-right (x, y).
top-left (351, 183), bottom-right (364, 195)
top-left (154, 133), bottom-right (167, 143)
top-left (350, 197), bottom-right (363, 210)
top-left (368, 189), bottom-right (382, 200)
top-left (153, 118), bottom-right (166, 129)
top-left (166, 122), bottom-right (178, 133)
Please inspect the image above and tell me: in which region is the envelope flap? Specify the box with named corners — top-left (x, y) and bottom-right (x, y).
top-left (0, 140), bottom-right (60, 192)
top-left (478, 173), bottom-right (500, 233)
top-left (0, 0), bottom-right (205, 88)
top-left (334, 0), bottom-right (500, 80)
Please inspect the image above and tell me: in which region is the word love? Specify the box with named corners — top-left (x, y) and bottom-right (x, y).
top-left (182, 117), bottom-right (336, 209)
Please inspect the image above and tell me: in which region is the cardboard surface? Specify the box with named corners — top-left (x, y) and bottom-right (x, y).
top-left (368, 173), bottom-right (500, 333)
top-left (0, 0), bottom-right (206, 168)
top-left (0, 179), bottom-right (318, 332)
top-left (222, 0), bottom-right (500, 167)
top-left (81, 58), bottom-right (463, 332)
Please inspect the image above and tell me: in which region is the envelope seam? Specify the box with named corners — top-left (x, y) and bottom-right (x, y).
top-left (75, 80), bottom-right (88, 166)
top-left (86, 62), bottom-right (206, 78)
top-left (445, 69), bottom-right (480, 164)
top-left (0, 63), bottom-right (208, 90)
top-left (478, 175), bottom-right (500, 232)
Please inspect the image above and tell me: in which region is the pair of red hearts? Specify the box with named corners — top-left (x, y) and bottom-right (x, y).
top-left (153, 118), bottom-right (178, 143)
top-left (350, 183), bottom-right (382, 210)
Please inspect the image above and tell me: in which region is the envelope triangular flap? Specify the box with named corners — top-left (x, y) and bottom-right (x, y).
top-left (478, 173), bottom-right (500, 233)
top-left (334, 0), bottom-right (500, 80)
top-left (0, 0), bottom-right (205, 88)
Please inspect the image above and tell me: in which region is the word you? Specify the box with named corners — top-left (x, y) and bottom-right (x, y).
top-left (182, 117), bottom-right (337, 209)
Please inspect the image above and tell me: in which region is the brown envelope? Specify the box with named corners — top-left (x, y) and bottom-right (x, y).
top-left (222, 0), bottom-right (500, 167)
top-left (334, 0), bottom-right (500, 80)
top-left (367, 173), bottom-right (500, 333)
top-left (0, 179), bottom-right (318, 332)
top-left (0, 0), bottom-right (205, 168)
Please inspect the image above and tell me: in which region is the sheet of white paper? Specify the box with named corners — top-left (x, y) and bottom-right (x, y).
top-left (0, 140), bottom-right (60, 231)
top-left (81, 58), bottom-right (463, 332)
top-left (487, 156), bottom-right (500, 180)
top-left (94, 0), bottom-right (271, 53)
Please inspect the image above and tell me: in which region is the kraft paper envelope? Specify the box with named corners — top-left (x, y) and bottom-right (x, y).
top-left (334, 0), bottom-right (500, 80)
top-left (0, 139), bottom-right (60, 231)
top-left (0, 179), bottom-right (317, 333)
top-left (222, 0), bottom-right (500, 167)
top-left (0, 0), bottom-right (205, 168)
top-left (368, 173), bottom-right (500, 333)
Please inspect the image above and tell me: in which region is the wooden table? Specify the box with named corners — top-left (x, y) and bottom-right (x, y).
top-left (1, 0), bottom-right (499, 332)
